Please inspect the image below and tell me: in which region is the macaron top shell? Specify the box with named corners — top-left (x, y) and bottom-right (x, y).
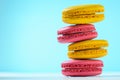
top-left (62, 4), bottom-right (104, 15)
top-left (68, 40), bottom-right (108, 51)
top-left (58, 24), bottom-right (95, 35)
top-left (62, 60), bottom-right (103, 68)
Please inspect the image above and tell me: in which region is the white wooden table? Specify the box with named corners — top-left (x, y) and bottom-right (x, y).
top-left (0, 72), bottom-right (120, 80)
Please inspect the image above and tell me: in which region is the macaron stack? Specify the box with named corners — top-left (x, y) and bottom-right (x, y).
top-left (57, 4), bottom-right (109, 76)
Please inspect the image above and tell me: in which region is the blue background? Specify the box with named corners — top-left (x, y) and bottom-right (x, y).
top-left (0, 0), bottom-right (119, 73)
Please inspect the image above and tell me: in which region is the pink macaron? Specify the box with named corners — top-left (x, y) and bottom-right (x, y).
top-left (61, 59), bottom-right (103, 76)
top-left (57, 24), bottom-right (98, 43)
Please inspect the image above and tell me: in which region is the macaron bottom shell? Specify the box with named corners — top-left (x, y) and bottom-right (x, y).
top-left (62, 68), bottom-right (102, 76)
top-left (68, 49), bottom-right (107, 59)
top-left (58, 31), bottom-right (97, 43)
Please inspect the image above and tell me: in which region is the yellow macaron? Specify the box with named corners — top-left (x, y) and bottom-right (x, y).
top-left (68, 40), bottom-right (108, 59)
top-left (62, 4), bottom-right (104, 24)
